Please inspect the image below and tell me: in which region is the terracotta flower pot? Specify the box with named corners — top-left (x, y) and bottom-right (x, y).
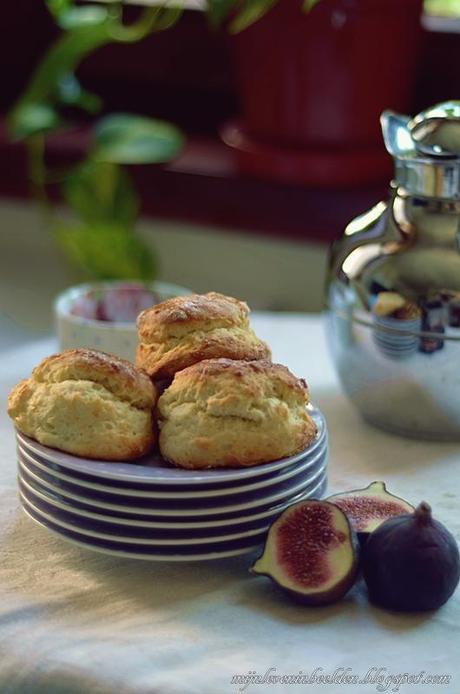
top-left (224, 0), bottom-right (424, 186)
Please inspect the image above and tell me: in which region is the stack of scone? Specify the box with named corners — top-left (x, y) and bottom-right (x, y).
top-left (8, 292), bottom-right (317, 469)
top-left (136, 292), bottom-right (270, 381)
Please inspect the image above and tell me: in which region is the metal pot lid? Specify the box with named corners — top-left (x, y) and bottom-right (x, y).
top-left (381, 102), bottom-right (460, 200)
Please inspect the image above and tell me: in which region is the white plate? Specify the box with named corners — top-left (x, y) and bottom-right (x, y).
top-left (20, 502), bottom-right (264, 562)
top-left (19, 489), bottom-right (271, 546)
top-left (17, 473), bottom-right (327, 530)
top-left (17, 441), bottom-right (326, 499)
top-left (17, 457), bottom-right (327, 517)
top-left (16, 405), bottom-right (326, 485)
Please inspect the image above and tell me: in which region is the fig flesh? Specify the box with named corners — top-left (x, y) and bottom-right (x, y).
top-left (362, 501), bottom-right (460, 611)
top-left (251, 500), bottom-right (359, 606)
top-left (328, 481), bottom-right (414, 541)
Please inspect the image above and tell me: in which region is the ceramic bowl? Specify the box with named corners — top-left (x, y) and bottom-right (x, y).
top-left (55, 280), bottom-right (191, 362)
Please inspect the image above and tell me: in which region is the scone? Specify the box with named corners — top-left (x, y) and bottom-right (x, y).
top-left (8, 349), bottom-right (157, 461)
top-left (157, 358), bottom-right (317, 469)
top-left (136, 292), bottom-right (270, 380)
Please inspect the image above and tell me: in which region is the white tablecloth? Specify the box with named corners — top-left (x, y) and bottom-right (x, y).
top-left (0, 314), bottom-right (459, 694)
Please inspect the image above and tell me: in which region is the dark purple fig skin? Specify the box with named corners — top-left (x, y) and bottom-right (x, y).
top-left (251, 500), bottom-right (360, 607)
top-left (362, 502), bottom-right (460, 612)
top-left (328, 481), bottom-right (414, 546)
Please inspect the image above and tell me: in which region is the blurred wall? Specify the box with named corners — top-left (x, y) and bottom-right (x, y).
top-left (0, 199), bottom-right (328, 332)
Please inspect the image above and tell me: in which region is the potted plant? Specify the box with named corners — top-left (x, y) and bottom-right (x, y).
top-left (8, 1), bottom-right (185, 282)
top-left (218, 0), bottom-right (424, 187)
top-left (9, 0), bottom-right (293, 281)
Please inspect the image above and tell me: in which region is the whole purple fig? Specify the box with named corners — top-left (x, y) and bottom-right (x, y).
top-left (362, 502), bottom-right (460, 611)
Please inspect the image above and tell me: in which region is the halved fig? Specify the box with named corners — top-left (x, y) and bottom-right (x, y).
top-left (251, 500), bottom-right (359, 606)
top-left (328, 481), bottom-right (414, 542)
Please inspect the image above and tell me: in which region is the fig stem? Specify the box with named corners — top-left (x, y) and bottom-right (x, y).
top-left (414, 501), bottom-right (432, 524)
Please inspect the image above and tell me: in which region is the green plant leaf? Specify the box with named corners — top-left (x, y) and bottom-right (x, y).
top-left (46, 0), bottom-right (109, 29)
top-left (62, 161), bottom-right (138, 228)
top-left (55, 73), bottom-right (102, 113)
top-left (11, 103), bottom-right (60, 139)
top-left (54, 222), bottom-right (156, 280)
top-left (46, 0), bottom-right (72, 20)
top-left (59, 6), bottom-right (110, 30)
top-left (8, 21), bottom-right (113, 139)
top-left (92, 113), bottom-right (184, 164)
top-left (148, 5), bottom-right (184, 32)
top-left (229, 0), bottom-right (276, 32)
top-left (9, 4), bottom-right (185, 140)
top-left (303, 0), bottom-right (321, 10)
top-left (206, 0), bottom-right (236, 27)
top-left (104, 5), bottom-right (182, 42)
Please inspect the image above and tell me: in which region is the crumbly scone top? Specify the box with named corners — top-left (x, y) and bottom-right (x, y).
top-left (31, 348), bottom-right (156, 409)
top-left (161, 358), bottom-right (309, 407)
top-left (137, 292), bottom-right (250, 341)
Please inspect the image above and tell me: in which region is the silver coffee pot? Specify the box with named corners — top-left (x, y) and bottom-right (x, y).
top-left (327, 101), bottom-right (460, 440)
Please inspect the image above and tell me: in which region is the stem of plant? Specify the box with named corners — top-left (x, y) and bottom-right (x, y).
top-left (108, 7), bottom-right (164, 42)
top-left (26, 134), bottom-right (53, 227)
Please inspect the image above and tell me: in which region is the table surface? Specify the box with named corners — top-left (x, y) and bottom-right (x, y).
top-left (0, 313), bottom-right (459, 694)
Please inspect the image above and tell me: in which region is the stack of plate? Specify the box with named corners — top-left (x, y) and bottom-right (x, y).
top-left (16, 406), bottom-right (328, 561)
top-left (373, 315), bottom-right (421, 358)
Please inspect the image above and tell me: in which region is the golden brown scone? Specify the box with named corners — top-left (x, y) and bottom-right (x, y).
top-left (136, 292), bottom-right (270, 380)
top-left (8, 349), bottom-right (157, 461)
top-left (372, 292), bottom-right (407, 317)
top-left (157, 358), bottom-right (317, 469)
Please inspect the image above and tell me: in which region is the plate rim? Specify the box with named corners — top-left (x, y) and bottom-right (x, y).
top-left (17, 456), bottom-right (327, 516)
top-left (17, 473), bottom-right (327, 529)
top-left (15, 405), bottom-right (326, 485)
top-left (19, 489), bottom-right (272, 546)
top-left (17, 440), bottom-right (326, 499)
top-left (20, 503), bottom-right (264, 562)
